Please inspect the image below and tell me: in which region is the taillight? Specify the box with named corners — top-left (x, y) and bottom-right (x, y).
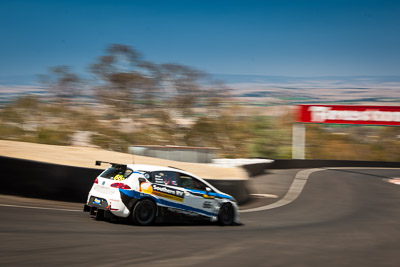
top-left (94, 178), bottom-right (98, 184)
top-left (111, 183), bottom-right (131, 189)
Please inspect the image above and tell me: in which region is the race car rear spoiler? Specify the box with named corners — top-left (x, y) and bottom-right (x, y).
top-left (95, 161), bottom-right (127, 168)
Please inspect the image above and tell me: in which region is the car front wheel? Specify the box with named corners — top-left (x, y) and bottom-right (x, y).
top-left (218, 203), bottom-right (235, 226)
top-left (131, 199), bottom-right (157, 226)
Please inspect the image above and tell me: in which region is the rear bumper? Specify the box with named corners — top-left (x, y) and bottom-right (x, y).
top-left (85, 194), bottom-right (131, 218)
top-left (83, 204), bottom-right (115, 220)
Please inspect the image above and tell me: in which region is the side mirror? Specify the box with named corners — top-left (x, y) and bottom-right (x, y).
top-left (206, 187), bottom-right (212, 193)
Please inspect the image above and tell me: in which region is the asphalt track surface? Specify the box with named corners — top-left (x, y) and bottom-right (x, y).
top-left (1, 168), bottom-right (399, 266)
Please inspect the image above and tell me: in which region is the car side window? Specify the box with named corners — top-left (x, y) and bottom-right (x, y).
top-left (180, 174), bottom-right (208, 191)
top-left (153, 171), bottom-right (180, 186)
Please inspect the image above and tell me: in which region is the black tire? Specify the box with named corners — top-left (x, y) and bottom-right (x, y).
top-left (218, 203), bottom-right (235, 226)
top-left (131, 199), bottom-right (157, 226)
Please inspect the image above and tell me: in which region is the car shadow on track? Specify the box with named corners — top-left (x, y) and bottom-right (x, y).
top-left (87, 214), bottom-right (243, 227)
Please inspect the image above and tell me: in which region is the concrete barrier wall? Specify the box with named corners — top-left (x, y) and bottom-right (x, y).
top-left (214, 158), bottom-right (274, 177)
top-left (241, 162), bottom-right (273, 176)
top-left (241, 159), bottom-right (400, 172)
top-left (0, 156), bottom-right (102, 202)
top-left (129, 146), bottom-right (216, 163)
top-left (0, 156), bottom-right (250, 204)
top-left (269, 159), bottom-right (400, 169)
top-left (206, 179), bottom-right (250, 204)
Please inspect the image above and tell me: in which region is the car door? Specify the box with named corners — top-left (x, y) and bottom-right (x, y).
top-left (179, 173), bottom-right (217, 217)
top-left (151, 171), bottom-right (185, 204)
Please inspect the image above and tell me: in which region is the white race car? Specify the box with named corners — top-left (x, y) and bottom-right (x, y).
top-left (84, 161), bottom-right (239, 226)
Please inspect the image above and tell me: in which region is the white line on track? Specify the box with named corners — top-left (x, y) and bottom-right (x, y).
top-left (386, 178), bottom-right (400, 185)
top-left (241, 167), bottom-right (400, 213)
top-left (0, 203), bottom-right (81, 212)
top-left (241, 168), bottom-right (323, 213)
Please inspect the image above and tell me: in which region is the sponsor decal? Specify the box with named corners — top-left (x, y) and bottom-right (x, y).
top-left (167, 207), bottom-right (201, 217)
top-left (203, 194), bottom-right (215, 199)
top-left (155, 176), bottom-right (164, 184)
top-left (141, 183), bottom-right (153, 194)
top-left (140, 183), bottom-right (185, 202)
top-left (113, 174), bottom-right (125, 181)
top-left (93, 184), bottom-right (114, 194)
top-left (203, 201), bottom-right (212, 209)
top-left (298, 105), bottom-right (400, 126)
top-left (152, 184), bottom-right (185, 202)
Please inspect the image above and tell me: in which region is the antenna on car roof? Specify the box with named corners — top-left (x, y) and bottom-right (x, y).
top-left (168, 166), bottom-right (185, 171)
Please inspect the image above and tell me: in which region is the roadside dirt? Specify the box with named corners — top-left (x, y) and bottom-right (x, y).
top-left (0, 140), bottom-right (248, 179)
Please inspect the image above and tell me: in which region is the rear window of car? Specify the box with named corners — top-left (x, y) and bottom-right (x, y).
top-left (100, 166), bottom-right (133, 180)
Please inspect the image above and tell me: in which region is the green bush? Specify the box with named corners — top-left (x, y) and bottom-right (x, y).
top-left (36, 128), bottom-right (71, 145)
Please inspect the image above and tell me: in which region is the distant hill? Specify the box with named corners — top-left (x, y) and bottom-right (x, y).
top-left (214, 74), bottom-right (400, 105)
top-left (1, 73), bottom-right (400, 105)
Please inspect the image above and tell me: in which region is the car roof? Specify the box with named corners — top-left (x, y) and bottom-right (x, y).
top-left (125, 164), bottom-right (190, 174)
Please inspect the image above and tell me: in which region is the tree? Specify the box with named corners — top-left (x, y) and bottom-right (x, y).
top-left (89, 43), bottom-right (229, 122)
top-left (90, 44), bottom-right (154, 114)
top-left (249, 116), bottom-right (292, 159)
top-left (38, 66), bottom-right (82, 104)
top-left (158, 63), bottom-right (206, 113)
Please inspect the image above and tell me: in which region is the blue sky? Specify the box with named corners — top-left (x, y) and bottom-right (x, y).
top-left (1, 0), bottom-right (400, 85)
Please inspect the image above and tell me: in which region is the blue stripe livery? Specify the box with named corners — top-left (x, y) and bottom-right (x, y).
top-left (120, 189), bottom-right (215, 217)
top-left (185, 188), bottom-right (234, 200)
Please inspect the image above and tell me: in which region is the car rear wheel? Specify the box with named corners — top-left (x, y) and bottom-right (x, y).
top-left (131, 199), bottom-right (156, 226)
top-left (218, 203), bottom-right (235, 226)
